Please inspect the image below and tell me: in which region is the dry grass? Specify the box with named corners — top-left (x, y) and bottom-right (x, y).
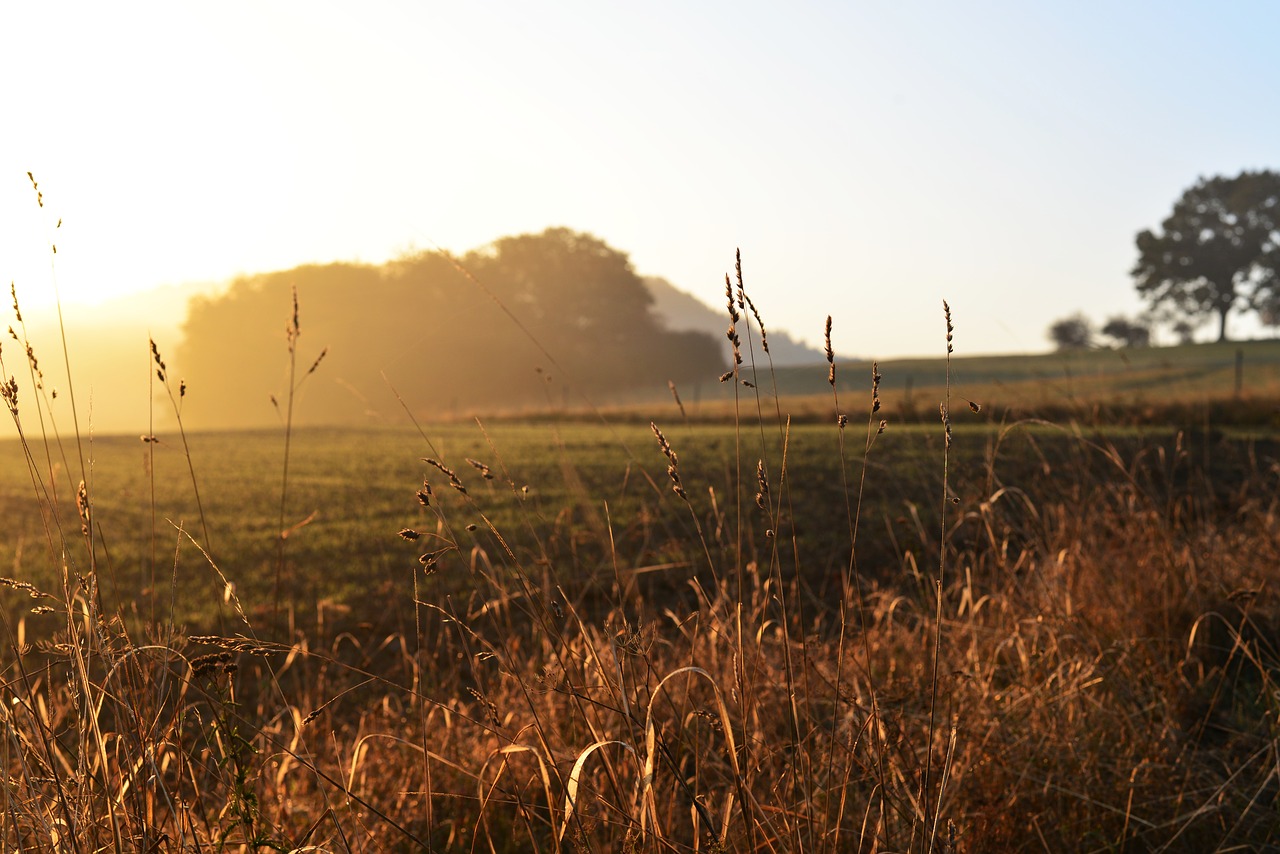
top-left (1, 252), bottom-right (1278, 852)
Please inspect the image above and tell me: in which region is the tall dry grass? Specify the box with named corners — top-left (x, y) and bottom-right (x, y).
top-left (0, 228), bottom-right (1277, 851)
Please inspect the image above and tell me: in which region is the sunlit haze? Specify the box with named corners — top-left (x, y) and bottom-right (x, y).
top-left (4, 1), bottom-right (1280, 359)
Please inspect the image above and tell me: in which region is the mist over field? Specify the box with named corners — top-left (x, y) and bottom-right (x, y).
top-left (9, 228), bottom-right (848, 436)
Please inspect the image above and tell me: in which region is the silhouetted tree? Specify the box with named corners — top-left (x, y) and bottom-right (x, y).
top-left (1100, 316), bottom-right (1151, 348)
top-left (1133, 170), bottom-right (1280, 342)
top-left (1048, 313), bottom-right (1093, 350)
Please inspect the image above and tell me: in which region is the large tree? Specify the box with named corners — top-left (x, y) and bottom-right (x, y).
top-left (1133, 170), bottom-right (1280, 342)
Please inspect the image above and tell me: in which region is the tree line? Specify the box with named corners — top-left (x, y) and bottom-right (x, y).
top-left (176, 228), bottom-right (724, 428)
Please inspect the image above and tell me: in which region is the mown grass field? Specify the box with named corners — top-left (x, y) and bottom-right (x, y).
top-left (2, 419), bottom-right (967, 632)
top-left (2, 337), bottom-right (1280, 851)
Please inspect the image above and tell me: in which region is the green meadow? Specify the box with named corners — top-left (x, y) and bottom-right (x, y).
top-left (3, 420), bottom-right (963, 630)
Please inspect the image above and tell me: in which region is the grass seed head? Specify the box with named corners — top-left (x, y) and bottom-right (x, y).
top-left (149, 339), bottom-right (168, 382)
top-left (465, 458), bottom-right (495, 479)
top-left (466, 688), bottom-right (500, 727)
top-left (2, 377), bottom-right (18, 415)
top-left (668, 380), bottom-right (687, 419)
top-left (651, 422), bottom-right (688, 500)
top-left (75, 480), bottom-right (90, 535)
top-left (743, 290), bottom-right (769, 353)
top-left (191, 651), bottom-right (236, 678)
top-left (872, 360), bottom-right (882, 413)
top-left (422, 458), bottom-right (467, 494)
top-left (726, 324), bottom-right (743, 365)
top-left (755, 460), bottom-right (770, 509)
top-left (825, 316), bottom-right (835, 385)
top-left (288, 284), bottom-right (301, 347)
top-left (0, 577), bottom-right (46, 599)
top-left (26, 172), bottom-right (41, 208)
top-left (418, 550), bottom-right (445, 574)
top-left (306, 347), bottom-right (328, 376)
top-left (724, 275), bottom-right (740, 325)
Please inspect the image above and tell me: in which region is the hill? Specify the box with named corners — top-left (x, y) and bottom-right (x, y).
top-left (644, 276), bottom-right (829, 366)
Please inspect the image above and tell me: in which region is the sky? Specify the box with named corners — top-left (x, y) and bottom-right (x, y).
top-left (3, 1), bottom-right (1279, 360)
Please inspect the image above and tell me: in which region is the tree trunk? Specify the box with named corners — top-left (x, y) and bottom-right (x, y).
top-left (1218, 308), bottom-right (1229, 342)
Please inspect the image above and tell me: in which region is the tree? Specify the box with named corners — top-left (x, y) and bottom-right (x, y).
top-left (1133, 170), bottom-right (1280, 342)
top-left (177, 229), bottom-right (725, 427)
top-left (1100, 315), bottom-right (1151, 348)
top-left (1171, 319), bottom-right (1197, 345)
top-left (1048, 313), bottom-right (1093, 350)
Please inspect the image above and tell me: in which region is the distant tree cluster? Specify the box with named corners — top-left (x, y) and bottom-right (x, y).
top-left (176, 228), bottom-right (724, 427)
top-left (1047, 313), bottom-right (1151, 351)
top-left (1100, 316), bottom-right (1151, 348)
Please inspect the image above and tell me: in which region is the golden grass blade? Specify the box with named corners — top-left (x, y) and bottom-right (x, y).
top-left (642, 666), bottom-right (743, 842)
top-left (559, 739), bottom-right (640, 846)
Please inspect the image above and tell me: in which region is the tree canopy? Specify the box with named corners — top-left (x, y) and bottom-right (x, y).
top-left (1100, 316), bottom-right (1150, 349)
top-left (1047, 313), bottom-right (1093, 350)
top-left (1133, 170), bottom-right (1280, 342)
top-left (176, 228), bottom-right (724, 427)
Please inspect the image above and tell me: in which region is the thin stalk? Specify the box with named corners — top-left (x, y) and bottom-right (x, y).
top-left (273, 293), bottom-right (299, 626)
top-left (920, 299), bottom-right (955, 852)
top-left (823, 321), bottom-right (891, 853)
top-left (272, 285), bottom-right (327, 626)
top-left (734, 256), bottom-right (810, 851)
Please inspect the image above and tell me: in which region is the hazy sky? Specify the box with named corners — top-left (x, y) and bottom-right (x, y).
top-left (3, 1), bottom-right (1278, 358)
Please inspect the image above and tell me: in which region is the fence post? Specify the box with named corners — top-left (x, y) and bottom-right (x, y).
top-left (1235, 348), bottom-right (1244, 398)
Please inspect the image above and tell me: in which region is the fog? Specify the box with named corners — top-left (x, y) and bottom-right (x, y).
top-left (3, 282), bottom-right (214, 438)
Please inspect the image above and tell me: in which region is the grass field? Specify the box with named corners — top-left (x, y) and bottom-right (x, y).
top-left (601, 339), bottom-right (1280, 429)
top-left (0, 420), bottom-right (966, 634)
top-left (3, 321), bottom-right (1280, 850)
